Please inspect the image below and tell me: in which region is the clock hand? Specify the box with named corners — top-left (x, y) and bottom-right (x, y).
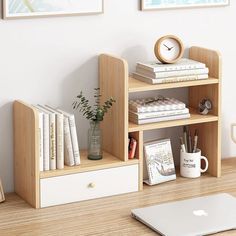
top-left (169, 46), bottom-right (174, 50)
top-left (163, 44), bottom-right (171, 50)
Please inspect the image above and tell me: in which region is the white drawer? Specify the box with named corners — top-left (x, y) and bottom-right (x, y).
top-left (40, 164), bottom-right (139, 208)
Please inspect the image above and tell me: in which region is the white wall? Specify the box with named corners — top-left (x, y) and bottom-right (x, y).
top-left (0, 0), bottom-right (235, 192)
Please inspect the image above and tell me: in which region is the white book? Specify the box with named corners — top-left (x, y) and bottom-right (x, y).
top-left (38, 111), bottom-right (44, 172)
top-left (63, 117), bottom-right (75, 166)
top-left (132, 73), bottom-right (208, 85)
top-left (136, 67), bottom-right (209, 79)
top-left (44, 106), bottom-right (64, 170)
top-left (57, 109), bottom-right (80, 165)
top-left (34, 106), bottom-right (50, 171)
top-left (129, 97), bottom-right (186, 113)
top-left (137, 58), bottom-right (206, 73)
top-left (37, 105), bottom-right (56, 170)
top-left (129, 113), bottom-right (190, 125)
top-left (129, 108), bottom-right (189, 120)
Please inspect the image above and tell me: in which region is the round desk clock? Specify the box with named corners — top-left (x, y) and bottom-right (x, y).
top-left (154, 35), bottom-right (184, 64)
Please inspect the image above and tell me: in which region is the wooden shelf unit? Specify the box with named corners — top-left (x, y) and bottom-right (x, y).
top-left (13, 46), bottom-right (221, 208)
top-left (99, 46), bottom-right (222, 180)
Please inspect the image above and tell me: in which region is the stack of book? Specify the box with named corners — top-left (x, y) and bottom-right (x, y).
top-left (34, 105), bottom-right (81, 172)
top-left (129, 97), bottom-right (190, 125)
top-left (132, 58), bottom-right (209, 84)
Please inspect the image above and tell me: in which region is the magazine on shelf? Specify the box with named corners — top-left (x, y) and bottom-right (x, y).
top-left (144, 139), bottom-right (176, 185)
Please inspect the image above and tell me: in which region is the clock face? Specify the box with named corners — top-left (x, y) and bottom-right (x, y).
top-left (159, 38), bottom-right (181, 62)
top-left (154, 35), bottom-right (184, 64)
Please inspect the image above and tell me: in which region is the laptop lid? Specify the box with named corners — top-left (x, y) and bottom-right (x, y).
top-left (131, 193), bottom-right (236, 236)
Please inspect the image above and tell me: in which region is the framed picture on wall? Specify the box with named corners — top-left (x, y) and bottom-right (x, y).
top-left (3, 0), bottom-right (104, 19)
top-left (141, 0), bottom-right (230, 11)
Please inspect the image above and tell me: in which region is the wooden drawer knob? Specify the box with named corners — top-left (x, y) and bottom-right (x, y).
top-left (88, 183), bottom-right (96, 188)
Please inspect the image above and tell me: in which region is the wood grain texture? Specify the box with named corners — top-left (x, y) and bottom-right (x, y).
top-left (189, 46), bottom-right (221, 178)
top-left (13, 101), bottom-right (40, 208)
top-left (129, 131), bottom-right (144, 191)
top-left (1, 158), bottom-right (236, 236)
top-left (129, 76), bottom-right (219, 93)
top-left (0, 179), bottom-right (5, 203)
top-left (99, 54), bottom-right (129, 161)
top-left (40, 150), bottom-right (139, 179)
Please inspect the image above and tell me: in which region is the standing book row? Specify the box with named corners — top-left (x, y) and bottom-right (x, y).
top-left (34, 105), bottom-right (80, 171)
top-left (133, 58), bottom-right (209, 84)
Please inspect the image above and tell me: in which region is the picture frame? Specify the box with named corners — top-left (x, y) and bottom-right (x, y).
top-left (143, 138), bottom-right (176, 185)
top-left (3, 0), bottom-right (104, 19)
top-left (141, 0), bottom-right (230, 11)
top-left (0, 179), bottom-right (5, 203)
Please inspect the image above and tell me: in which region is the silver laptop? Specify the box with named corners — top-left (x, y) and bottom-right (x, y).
top-left (131, 193), bottom-right (236, 236)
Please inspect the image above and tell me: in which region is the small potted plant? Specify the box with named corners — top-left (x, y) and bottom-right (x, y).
top-left (73, 88), bottom-right (115, 160)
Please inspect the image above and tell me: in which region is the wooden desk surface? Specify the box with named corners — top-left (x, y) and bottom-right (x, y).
top-left (1, 158), bottom-right (236, 236)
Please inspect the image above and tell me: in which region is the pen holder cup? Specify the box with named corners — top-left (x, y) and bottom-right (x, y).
top-left (180, 149), bottom-right (208, 178)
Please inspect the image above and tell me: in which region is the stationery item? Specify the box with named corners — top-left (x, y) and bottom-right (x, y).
top-left (180, 149), bottom-right (208, 178)
top-left (137, 58), bottom-right (206, 73)
top-left (129, 97), bottom-right (186, 113)
top-left (187, 130), bottom-right (192, 153)
top-left (183, 126), bottom-right (188, 152)
top-left (179, 137), bottom-right (186, 153)
top-left (129, 138), bottom-right (137, 159)
top-left (129, 113), bottom-right (190, 125)
top-left (37, 110), bottom-right (44, 171)
top-left (144, 139), bottom-right (176, 185)
top-left (192, 130), bottom-right (198, 153)
top-left (0, 179), bottom-right (5, 203)
top-left (57, 109), bottom-right (81, 165)
top-left (136, 67), bottom-right (209, 79)
top-left (129, 108), bottom-right (189, 120)
top-left (132, 72), bottom-right (208, 85)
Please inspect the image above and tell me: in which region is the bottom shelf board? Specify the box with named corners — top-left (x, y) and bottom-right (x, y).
top-left (40, 150), bottom-right (139, 179)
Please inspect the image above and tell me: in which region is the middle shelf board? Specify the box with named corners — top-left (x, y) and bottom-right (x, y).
top-left (40, 151), bottom-right (139, 179)
top-left (128, 77), bottom-right (219, 93)
top-left (128, 109), bottom-right (218, 132)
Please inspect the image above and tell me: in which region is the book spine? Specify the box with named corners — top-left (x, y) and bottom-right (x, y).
top-left (128, 138), bottom-right (137, 159)
top-left (130, 113), bottom-right (190, 125)
top-left (49, 113), bottom-right (56, 170)
top-left (129, 108), bottom-right (189, 120)
top-left (56, 114), bottom-right (64, 169)
top-left (136, 67), bottom-right (209, 79)
top-left (64, 117), bottom-right (75, 166)
top-left (132, 73), bottom-right (208, 85)
top-left (137, 62), bottom-right (205, 72)
top-left (38, 112), bottom-right (44, 172)
top-left (68, 115), bottom-right (81, 165)
top-left (43, 113), bottom-right (50, 171)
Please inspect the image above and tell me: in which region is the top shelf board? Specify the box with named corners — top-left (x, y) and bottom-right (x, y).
top-left (128, 77), bottom-right (219, 93)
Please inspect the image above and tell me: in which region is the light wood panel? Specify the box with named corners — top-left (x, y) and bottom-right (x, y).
top-left (129, 77), bottom-right (219, 93)
top-left (1, 158), bottom-right (236, 236)
top-left (0, 179), bottom-right (5, 203)
top-left (40, 150), bottom-right (139, 179)
top-left (129, 109), bottom-right (218, 132)
top-left (99, 54), bottom-right (129, 161)
top-left (129, 131), bottom-right (144, 191)
top-left (13, 101), bottom-right (40, 208)
top-left (189, 46), bottom-right (221, 177)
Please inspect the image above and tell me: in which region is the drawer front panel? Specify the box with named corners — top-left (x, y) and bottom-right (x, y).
top-left (40, 164), bottom-right (138, 208)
